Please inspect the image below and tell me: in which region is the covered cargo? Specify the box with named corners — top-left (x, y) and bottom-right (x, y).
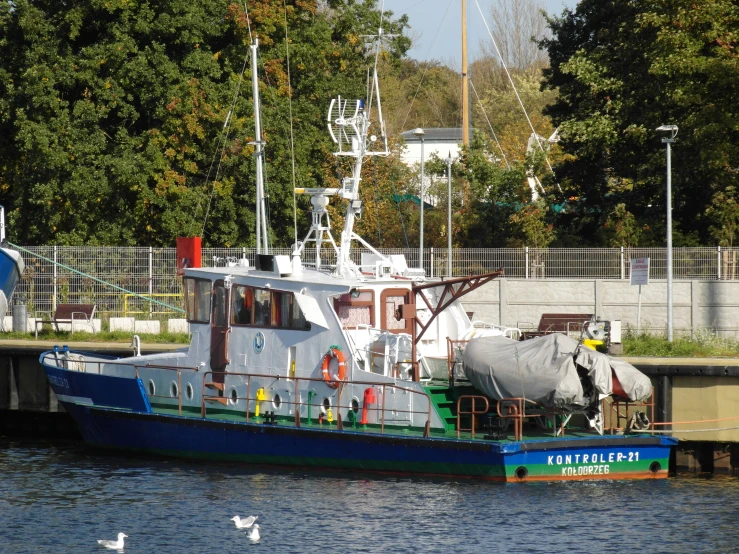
top-left (461, 333), bottom-right (651, 411)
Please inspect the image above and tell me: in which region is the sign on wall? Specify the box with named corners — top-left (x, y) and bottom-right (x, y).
top-left (630, 258), bottom-right (650, 286)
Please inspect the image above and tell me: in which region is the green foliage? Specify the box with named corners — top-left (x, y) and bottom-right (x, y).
top-left (623, 328), bottom-right (739, 358)
top-left (706, 186), bottom-right (739, 247)
top-left (0, 0), bottom-right (410, 247)
top-left (539, 0), bottom-right (739, 246)
top-left (23, 329), bottom-right (190, 343)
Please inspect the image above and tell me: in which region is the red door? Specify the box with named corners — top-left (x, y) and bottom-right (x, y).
top-left (210, 280), bottom-right (230, 378)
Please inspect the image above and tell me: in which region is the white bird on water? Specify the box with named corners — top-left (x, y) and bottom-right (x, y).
top-left (97, 532), bottom-right (127, 550)
top-left (231, 515), bottom-right (258, 529)
top-left (248, 524), bottom-right (260, 542)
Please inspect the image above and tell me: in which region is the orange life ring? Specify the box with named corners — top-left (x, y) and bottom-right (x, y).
top-left (321, 347), bottom-right (347, 389)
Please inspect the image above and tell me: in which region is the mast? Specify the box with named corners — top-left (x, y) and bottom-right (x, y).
top-left (251, 39), bottom-right (269, 254)
top-left (462, 0), bottom-right (469, 146)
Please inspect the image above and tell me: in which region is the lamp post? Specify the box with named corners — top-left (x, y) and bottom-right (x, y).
top-left (656, 124), bottom-right (678, 342)
top-left (413, 128), bottom-right (426, 270)
top-left (446, 152), bottom-right (453, 278)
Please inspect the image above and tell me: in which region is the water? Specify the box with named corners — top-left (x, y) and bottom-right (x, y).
top-left (1, 438), bottom-right (738, 554)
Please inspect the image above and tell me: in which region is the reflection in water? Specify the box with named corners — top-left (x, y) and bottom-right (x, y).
top-left (0, 438), bottom-right (738, 553)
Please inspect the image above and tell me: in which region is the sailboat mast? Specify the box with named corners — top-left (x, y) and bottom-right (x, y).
top-left (251, 39), bottom-right (269, 254)
top-left (462, 0), bottom-right (469, 146)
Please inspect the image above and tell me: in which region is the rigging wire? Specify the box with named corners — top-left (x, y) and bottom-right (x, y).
top-left (469, 78), bottom-right (509, 169)
top-left (389, 171), bottom-right (410, 249)
top-left (473, 0), bottom-right (555, 176)
top-left (283, 0), bottom-right (299, 250)
top-left (399, 0), bottom-right (454, 133)
top-left (9, 243), bottom-right (184, 313)
top-left (194, 2), bottom-right (253, 238)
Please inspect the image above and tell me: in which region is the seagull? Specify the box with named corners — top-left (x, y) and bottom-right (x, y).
top-left (231, 515), bottom-right (258, 529)
top-left (247, 524), bottom-right (260, 542)
top-left (97, 533), bottom-right (127, 550)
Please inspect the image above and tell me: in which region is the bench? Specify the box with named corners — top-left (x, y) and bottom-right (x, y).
top-left (519, 313), bottom-right (593, 340)
top-left (35, 303), bottom-right (97, 338)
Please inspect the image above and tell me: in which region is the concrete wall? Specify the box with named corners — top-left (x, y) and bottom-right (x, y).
top-left (463, 278), bottom-right (739, 336)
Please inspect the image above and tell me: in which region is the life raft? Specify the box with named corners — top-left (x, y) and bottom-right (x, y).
top-left (321, 346), bottom-right (347, 389)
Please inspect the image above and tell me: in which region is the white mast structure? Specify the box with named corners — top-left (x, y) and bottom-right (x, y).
top-left (251, 39), bottom-right (269, 254)
top-left (294, 28), bottom-right (391, 277)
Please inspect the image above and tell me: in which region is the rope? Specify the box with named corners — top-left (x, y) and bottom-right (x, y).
top-left (469, 78), bottom-right (509, 169)
top-left (198, 16), bottom-right (252, 238)
top-left (283, 0), bottom-right (299, 250)
top-left (10, 243), bottom-right (185, 313)
top-left (473, 0), bottom-right (554, 177)
top-left (399, 0), bottom-right (454, 132)
top-left (645, 426), bottom-right (739, 434)
top-left (653, 415), bottom-right (739, 426)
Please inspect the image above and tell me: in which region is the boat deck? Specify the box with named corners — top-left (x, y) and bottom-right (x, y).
top-left (150, 404), bottom-right (612, 444)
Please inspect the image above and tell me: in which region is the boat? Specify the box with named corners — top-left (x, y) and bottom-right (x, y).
top-left (0, 205), bottom-right (25, 324)
top-left (39, 30), bottom-right (675, 482)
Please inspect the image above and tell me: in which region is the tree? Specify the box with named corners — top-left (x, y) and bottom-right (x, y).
top-left (538, 0), bottom-right (739, 246)
top-left (0, 0), bottom-right (410, 246)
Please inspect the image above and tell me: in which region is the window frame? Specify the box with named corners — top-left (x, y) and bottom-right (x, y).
top-left (230, 284), bottom-right (310, 331)
top-left (333, 289), bottom-right (375, 329)
top-left (183, 277), bottom-right (212, 324)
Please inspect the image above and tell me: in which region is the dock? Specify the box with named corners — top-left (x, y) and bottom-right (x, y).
top-left (0, 340), bottom-right (736, 475)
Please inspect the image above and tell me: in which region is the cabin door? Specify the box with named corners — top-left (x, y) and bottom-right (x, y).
top-left (210, 279), bottom-right (230, 379)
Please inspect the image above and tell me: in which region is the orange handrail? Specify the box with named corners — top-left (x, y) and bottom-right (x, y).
top-left (456, 395), bottom-right (489, 438)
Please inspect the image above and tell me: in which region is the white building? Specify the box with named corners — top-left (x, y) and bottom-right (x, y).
top-left (399, 128), bottom-right (475, 165)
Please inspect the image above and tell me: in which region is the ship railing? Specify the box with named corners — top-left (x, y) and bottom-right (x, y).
top-left (456, 395), bottom-right (489, 439)
top-left (40, 351), bottom-right (199, 379)
top-left (604, 389), bottom-right (655, 434)
top-left (468, 321), bottom-right (522, 341)
top-left (200, 371), bottom-right (433, 438)
top-left (132, 364), bottom-right (199, 416)
top-left (496, 397), bottom-right (569, 441)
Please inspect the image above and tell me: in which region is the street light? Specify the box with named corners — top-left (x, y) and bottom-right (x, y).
top-left (446, 152), bottom-right (453, 278)
top-left (413, 127), bottom-right (425, 270)
top-left (656, 124), bottom-right (678, 342)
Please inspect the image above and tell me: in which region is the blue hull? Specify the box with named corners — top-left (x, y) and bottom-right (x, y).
top-left (42, 359), bottom-right (677, 482)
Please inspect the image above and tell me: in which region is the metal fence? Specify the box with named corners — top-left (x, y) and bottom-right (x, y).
top-left (12, 246), bottom-right (738, 319)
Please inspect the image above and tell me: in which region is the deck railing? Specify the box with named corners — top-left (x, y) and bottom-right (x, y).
top-left (199, 371), bottom-right (433, 437)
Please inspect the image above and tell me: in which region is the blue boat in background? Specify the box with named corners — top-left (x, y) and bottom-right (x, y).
top-left (0, 206), bottom-right (24, 319)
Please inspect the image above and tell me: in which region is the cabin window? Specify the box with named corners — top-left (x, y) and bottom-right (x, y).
top-left (230, 285), bottom-right (309, 330)
top-left (232, 285), bottom-right (253, 325)
top-left (213, 285), bottom-right (228, 327)
top-left (380, 289), bottom-right (412, 334)
top-left (334, 290), bottom-right (374, 329)
top-left (184, 277), bottom-right (211, 323)
top-left (253, 288), bottom-right (271, 326)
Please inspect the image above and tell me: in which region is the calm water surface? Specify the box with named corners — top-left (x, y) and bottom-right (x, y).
top-left (0, 438), bottom-right (738, 554)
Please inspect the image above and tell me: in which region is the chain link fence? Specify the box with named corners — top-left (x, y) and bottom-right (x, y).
top-left (12, 246), bottom-right (738, 319)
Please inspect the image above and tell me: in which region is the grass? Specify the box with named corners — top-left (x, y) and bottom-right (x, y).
top-left (5, 325), bottom-right (739, 357)
top-left (623, 328), bottom-right (739, 358)
top-left (2, 329), bottom-right (191, 344)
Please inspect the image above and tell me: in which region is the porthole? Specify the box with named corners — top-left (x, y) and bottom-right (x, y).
top-left (515, 466), bottom-right (528, 481)
top-left (170, 381), bottom-right (178, 398)
top-left (351, 397), bottom-right (360, 413)
top-left (230, 387), bottom-right (239, 405)
top-left (148, 380), bottom-right (156, 396)
top-left (186, 383), bottom-right (194, 400)
top-left (649, 461), bottom-right (661, 474)
top-left (272, 394), bottom-right (282, 410)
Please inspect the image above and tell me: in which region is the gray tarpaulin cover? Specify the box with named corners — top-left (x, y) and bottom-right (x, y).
top-left (461, 334), bottom-right (651, 410)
